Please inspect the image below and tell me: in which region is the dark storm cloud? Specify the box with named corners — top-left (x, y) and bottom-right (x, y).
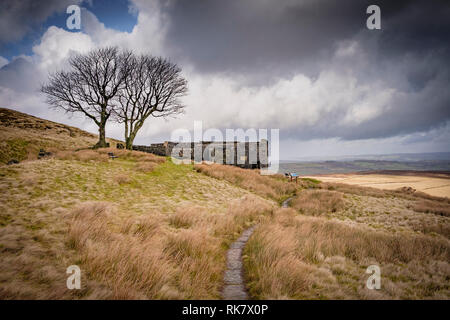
top-left (162, 0), bottom-right (367, 78)
top-left (0, 0), bottom-right (448, 147)
top-left (161, 0), bottom-right (449, 77)
top-left (0, 0), bottom-right (81, 46)
top-left (0, 57), bottom-right (41, 92)
top-left (157, 0), bottom-right (450, 140)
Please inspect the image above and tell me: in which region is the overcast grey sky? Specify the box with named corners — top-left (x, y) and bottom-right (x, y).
top-left (0, 0), bottom-right (449, 159)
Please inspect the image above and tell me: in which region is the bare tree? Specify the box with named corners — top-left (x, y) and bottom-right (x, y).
top-left (41, 47), bottom-right (131, 148)
top-left (115, 55), bottom-right (188, 149)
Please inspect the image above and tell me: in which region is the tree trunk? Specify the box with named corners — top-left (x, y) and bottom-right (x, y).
top-left (95, 108), bottom-right (108, 149)
top-left (94, 123), bottom-right (108, 148)
top-left (125, 121), bottom-right (144, 150)
top-left (125, 132), bottom-right (136, 150)
top-left (125, 136), bottom-right (132, 150)
top-left (124, 120), bottom-right (131, 150)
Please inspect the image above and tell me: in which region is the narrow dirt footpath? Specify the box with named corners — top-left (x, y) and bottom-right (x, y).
top-left (222, 196), bottom-right (293, 299)
top-left (281, 197), bottom-right (292, 208)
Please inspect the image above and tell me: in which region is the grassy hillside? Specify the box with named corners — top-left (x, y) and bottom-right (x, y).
top-left (0, 148), bottom-right (279, 299)
top-left (0, 108), bottom-right (119, 164)
top-left (0, 110), bottom-right (448, 300)
top-left (244, 183), bottom-right (450, 299)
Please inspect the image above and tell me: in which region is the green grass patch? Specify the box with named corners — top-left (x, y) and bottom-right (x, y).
top-left (0, 138), bottom-right (30, 163)
top-left (0, 214), bottom-right (12, 227)
top-left (301, 177), bottom-right (321, 184)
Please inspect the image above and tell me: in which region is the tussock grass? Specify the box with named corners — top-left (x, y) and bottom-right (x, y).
top-left (411, 199), bottom-right (450, 217)
top-left (0, 154), bottom-right (274, 299)
top-left (195, 164), bottom-right (298, 202)
top-left (319, 182), bottom-right (450, 235)
top-left (54, 148), bottom-right (166, 165)
top-left (113, 174), bottom-right (131, 185)
top-left (55, 149), bottom-right (109, 162)
top-left (67, 202), bottom-right (175, 299)
top-left (135, 161), bottom-right (159, 173)
top-left (323, 181), bottom-right (450, 203)
top-left (2, 109), bottom-right (448, 300)
top-left (66, 196), bottom-right (274, 299)
top-left (244, 209), bottom-right (450, 299)
top-left (290, 190), bottom-right (345, 216)
top-left (96, 147), bottom-right (166, 164)
top-left (0, 108), bottom-right (120, 164)
top-left (245, 179), bottom-right (450, 299)
top-left (321, 182), bottom-right (390, 198)
top-left (168, 207), bottom-right (199, 229)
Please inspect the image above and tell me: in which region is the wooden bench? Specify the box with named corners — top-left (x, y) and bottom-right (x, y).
top-left (108, 152), bottom-right (118, 160)
top-left (285, 172), bottom-right (299, 184)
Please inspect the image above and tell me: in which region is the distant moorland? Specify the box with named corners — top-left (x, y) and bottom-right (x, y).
top-left (280, 160), bottom-right (450, 176)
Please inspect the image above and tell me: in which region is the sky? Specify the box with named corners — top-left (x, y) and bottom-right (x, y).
top-left (0, 0), bottom-right (449, 160)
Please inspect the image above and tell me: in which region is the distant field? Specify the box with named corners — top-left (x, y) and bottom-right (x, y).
top-left (280, 160), bottom-right (450, 176)
top-left (306, 172), bottom-right (450, 198)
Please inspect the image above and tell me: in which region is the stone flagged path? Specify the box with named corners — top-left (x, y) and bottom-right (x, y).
top-left (282, 197), bottom-right (293, 208)
top-left (222, 196), bottom-right (293, 300)
top-left (222, 226), bottom-right (256, 300)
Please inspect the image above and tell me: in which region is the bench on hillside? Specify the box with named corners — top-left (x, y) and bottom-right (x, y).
top-left (285, 172), bottom-right (299, 184)
top-left (108, 152), bottom-right (118, 160)
top-left (38, 149), bottom-right (52, 159)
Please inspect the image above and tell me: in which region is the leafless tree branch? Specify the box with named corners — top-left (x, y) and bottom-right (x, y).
top-left (41, 46), bottom-right (132, 148)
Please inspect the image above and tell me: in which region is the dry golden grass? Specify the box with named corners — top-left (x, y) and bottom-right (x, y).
top-left (318, 182), bottom-right (450, 235)
top-left (65, 195), bottom-right (274, 299)
top-left (411, 199), bottom-right (450, 217)
top-left (244, 178), bottom-right (450, 299)
top-left (168, 207), bottom-right (199, 229)
top-left (113, 174), bottom-right (131, 185)
top-left (311, 173), bottom-right (450, 198)
top-left (66, 202), bottom-right (175, 299)
top-left (54, 147), bottom-right (166, 164)
top-left (323, 181), bottom-right (445, 200)
top-left (54, 149), bottom-right (109, 162)
top-left (336, 193), bottom-right (450, 238)
top-left (195, 163), bottom-right (298, 202)
top-left (244, 208), bottom-right (450, 299)
top-left (0, 108), bottom-right (120, 164)
top-left (2, 109), bottom-right (449, 300)
top-left (290, 190), bottom-right (345, 216)
top-left (0, 153), bottom-right (274, 299)
top-left (96, 147), bottom-right (166, 164)
top-left (135, 161), bottom-right (159, 173)
top-left (321, 182), bottom-right (390, 198)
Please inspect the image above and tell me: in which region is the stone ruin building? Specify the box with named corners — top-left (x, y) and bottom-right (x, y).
top-left (132, 140), bottom-right (268, 169)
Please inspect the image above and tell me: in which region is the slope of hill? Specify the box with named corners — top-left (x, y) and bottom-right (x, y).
top-left (0, 108), bottom-right (119, 164)
top-left (0, 109), bottom-right (448, 300)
